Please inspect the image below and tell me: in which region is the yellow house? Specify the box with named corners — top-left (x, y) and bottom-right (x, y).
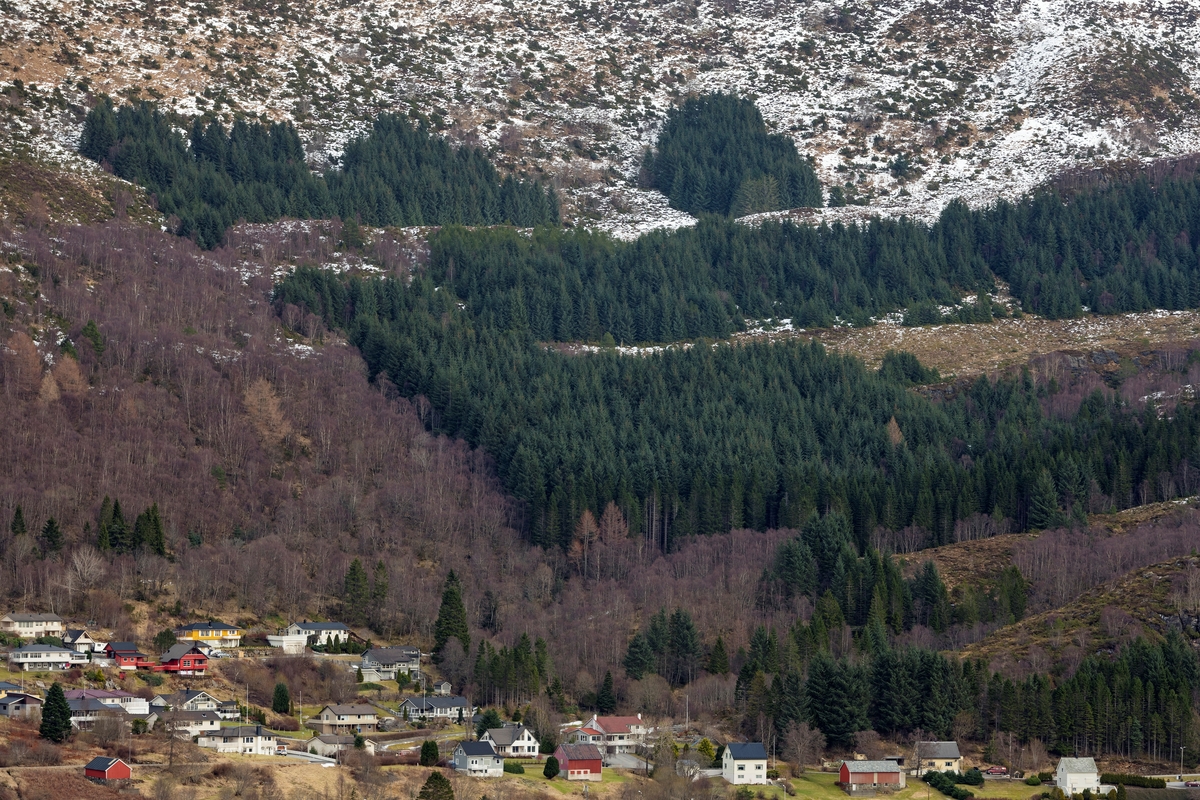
top-left (175, 620), bottom-right (243, 648)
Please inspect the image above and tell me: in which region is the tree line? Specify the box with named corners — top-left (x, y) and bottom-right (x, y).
top-left (274, 266), bottom-right (1200, 549)
top-left (78, 100), bottom-right (559, 249)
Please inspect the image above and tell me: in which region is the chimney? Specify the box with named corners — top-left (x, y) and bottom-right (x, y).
top-left (637, 713), bottom-right (641, 720)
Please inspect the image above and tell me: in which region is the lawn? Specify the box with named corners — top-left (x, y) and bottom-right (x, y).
top-left (789, 772), bottom-right (1044, 800)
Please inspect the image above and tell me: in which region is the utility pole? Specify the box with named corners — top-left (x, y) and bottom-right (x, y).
top-left (1181, 746), bottom-right (1185, 781)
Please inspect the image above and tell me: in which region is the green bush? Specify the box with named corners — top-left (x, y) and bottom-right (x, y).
top-left (1101, 775), bottom-right (1165, 789)
top-left (925, 771), bottom-right (974, 800)
top-left (1026, 776), bottom-right (1042, 786)
top-left (544, 756), bottom-right (560, 779)
top-left (504, 761), bottom-right (526, 774)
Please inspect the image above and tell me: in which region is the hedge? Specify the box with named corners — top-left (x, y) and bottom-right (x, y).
top-left (1101, 775), bottom-right (1165, 789)
top-left (926, 771), bottom-right (975, 800)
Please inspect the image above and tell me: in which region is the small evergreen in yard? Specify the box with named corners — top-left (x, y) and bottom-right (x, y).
top-left (272, 681), bottom-right (291, 714)
top-left (40, 682), bottom-right (72, 742)
top-left (417, 771), bottom-right (455, 800)
top-left (153, 628), bottom-right (177, 654)
top-left (543, 756), bottom-right (560, 779)
top-left (420, 739), bottom-right (440, 766)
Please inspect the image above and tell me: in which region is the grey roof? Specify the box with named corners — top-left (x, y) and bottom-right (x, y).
top-left (153, 689), bottom-right (216, 708)
top-left (176, 620), bottom-right (237, 632)
top-left (726, 742), bottom-right (768, 761)
top-left (458, 741), bottom-right (499, 757)
top-left (1058, 757), bottom-right (1098, 774)
top-left (485, 725), bottom-right (531, 746)
top-left (85, 756), bottom-right (123, 771)
top-left (844, 760), bottom-right (903, 773)
top-left (206, 725), bottom-right (273, 739)
top-left (0, 681), bottom-right (22, 691)
top-left (364, 646), bottom-right (420, 663)
top-left (63, 629), bottom-right (92, 641)
top-left (917, 742), bottom-right (961, 759)
top-left (164, 710), bottom-right (221, 721)
top-left (68, 697), bottom-right (126, 714)
top-left (404, 696), bottom-right (469, 711)
top-left (161, 643), bottom-right (205, 662)
top-left (317, 734), bottom-right (359, 745)
top-left (0, 693), bottom-right (41, 706)
top-left (107, 642), bottom-right (143, 654)
top-left (4, 613), bottom-right (62, 622)
top-left (12, 644), bottom-right (74, 654)
top-left (323, 704), bottom-right (376, 715)
top-left (294, 621), bottom-right (350, 631)
top-left (558, 743), bottom-right (603, 762)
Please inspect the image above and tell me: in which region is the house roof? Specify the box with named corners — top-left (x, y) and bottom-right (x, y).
top-left (208, 725), bottom-right (273, 739)
top-left (726, 743), bottom-right (768, 761)
top-left (918, 742), bottom-right (961, 759)
top-left (485, 725), bottom-right (531, 746)
top-left (4, 613), bottom-right (62, 622)
top-left (12, 644), bottom-right (75, 654)
top-left (293, 621), bottom-right (350, 632)
top-left (1058, 757), bottom-right (1098, 774)
top-left (107, 642), bottom-right (143, 654)
top-left (0, 681), bottom-right (22, 692)
top-left (844, 760), bottom-right (902, 773)
top-left (85, 756), bottom-right (125, 771)
top-left (593, 715), bottom-right (643, 733)
top-left (69, 697), bottom-right (126, 714)
top-left (558, 743), bottom-right (603, 762)
top-left (161, 643), bottom-right (206, 662)
top-left (316, 734), bottom-right (359, 745)
top-left (323, 704), bottom-right (376, 716)
top-left (64, 689), bottom-right (134, 700)
top-left (364, 646), bottom-right (420, 663)
top-left (154, 689), bottom-right (216, 707)
top-left (165, 710), bottom-right (221, 721)
top-left (0, 693), bottom-right (41, 705)
top-left (63, 629), bottom-right (92, 641)
top-left (404, 696), bottom-right (468, 711)
top-left (458, 741), bottom-right (499, 757)
top-left (177, 620), bottom-right (239, 633)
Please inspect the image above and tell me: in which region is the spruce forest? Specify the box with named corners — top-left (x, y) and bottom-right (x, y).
top-left (4, 82), bottom-right (1200, 795)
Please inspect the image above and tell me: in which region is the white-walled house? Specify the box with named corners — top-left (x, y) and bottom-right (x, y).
top-left (285, 621), bottom-right (352, 647)
top-left (197, 725), bottom-right (276, 755)
top-left (722, 742), bottom-right (768, 785)
top-left (0, 613), bottom-right (64, 639)
top-left (481, 725), bottom-right (540, 757)
top-left (63, 689), bottom-right (149, 715)
top-left (1056, 758), bottom-right (1100, 795)
top-left (8, 644), bottom-right (87, 671)
top-left (361, 647), bottom-right (421, 681)
top-left (454, 741), bottom-right (503, 777)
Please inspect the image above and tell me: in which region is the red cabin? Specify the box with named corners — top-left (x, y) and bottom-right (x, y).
top-left (154, 643), bottom-right (208, 674)
top-left (105, 642), bottom-right (152, 670)
top-left (554, 743), bottom-right (603, 781)
top-left (839, 760), bottom-right (903, 792)
top-left (85, 756), bottom-right (131, 781)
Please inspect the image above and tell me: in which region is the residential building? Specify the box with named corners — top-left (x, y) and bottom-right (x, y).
top-left (175, 620), bottom-right (243, 648)
top-left (0, 681), bottom-right (24, 697)
top-left (571, 714), bottom-right (647, 755)
top-left (432, 680), bottom-right (453, 696)
top-left (400, 695), bottom-right (473, 721)
top-left (308, 704), bottom-right (378, 735)
top-left (8, 644), bottom-right (88, 671)
top-left (1055, 758), bottom-right (1100, 795)
top-left (555, 744), bottom-right (603, 781)
top-left (69, 697), bottom-right (129, 730)
top-left (481, 725), bottom-right (540, 758)
top-left (0, 693), bottom-right (42, 718)
top-left (64, 689), bottom-right (149, 715)
top-left (155, 643), bottom-right (208, 675)
top-left (62, 629), bottom-right (100, 653)
top-left (104, 642), bottom-right (152, 670)
top-left (0, 612), bottom-right (64, 639)
top-left (840, 760), bottom-right (904, 792)
top-left (151, 689), bottom-right (220, 713)
top-left (84, 756), bottom-right (131, 782)
top-left (454, 741), bottom-right (503, 777)
top-left (160, 710), bottom-right (223, 738)
top-left (311, 734), bottom-right (376, 758)
top-left (217, 699), bottom-right (240, 719)
top-left (722, 742), bottom-right (769, 785)
top-left (284, 621), bottom-right (351, 647)
top-left (197, 725), bottom-right (277, 755)
top-left (915, 742), bottom-right (962, 776)
top-left (361, 646), bottom-right (421, 680)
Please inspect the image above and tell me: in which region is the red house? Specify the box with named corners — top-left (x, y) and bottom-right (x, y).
top-left (839, 760), bottom-right (903, 792)
top-left (153, 643), bottom-right (208, 675)
top-left (85, 756), bottom-right (132, 781)
top-left (554, 743), bottom-right (603, 781)
top-left (105, 642), bottom-right (152, 670)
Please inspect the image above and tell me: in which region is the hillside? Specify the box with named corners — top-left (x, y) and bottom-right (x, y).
top-left (5, 0), bottom-right (1200, 236)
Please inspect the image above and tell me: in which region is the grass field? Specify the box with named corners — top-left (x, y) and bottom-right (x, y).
top-left (789, 771), bottom-right (1045, 800)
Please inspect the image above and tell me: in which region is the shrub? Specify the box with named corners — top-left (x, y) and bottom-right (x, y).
top-left (1026, 777), bottom-right (1042, 786)
top-left (544, 756), bottom-right (560, 779)
top-left (504, 761), bottom-right (526, 774)
top-left (925, 771), bottom-right (974, 800)
top-left (1101, 775), bottom-right (1165, 789)
top-left (419, 739), bottom-right (440, 767)
top-left (767, 769), bottom-right (781, 779)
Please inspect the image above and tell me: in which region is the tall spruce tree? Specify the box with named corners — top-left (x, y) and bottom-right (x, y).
top-left (596, 670), bottom-right (617, 714)
top-left (622, 632), bottom-right (655, 680)
top-left (433, 570), bottom-right (469, 661)
top-left (707, 636), bottom-right (730, 675)
top-left (40, 517), bottom-right (63, 555)
top-left (10, 505), bottom-right (26, 537)
top-left (272, 682), bottom-right (291, 714)
top-left (40, 682), bottom-right (72, 742)
top-left (343, 559), bottom-right (369, 626)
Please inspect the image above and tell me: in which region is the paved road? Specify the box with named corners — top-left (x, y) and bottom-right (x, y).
top-left (605, 754), bottom-right (649, 770)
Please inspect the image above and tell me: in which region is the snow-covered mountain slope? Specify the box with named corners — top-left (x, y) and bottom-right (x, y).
top-left (4, 0), bottom-right (1199, 235)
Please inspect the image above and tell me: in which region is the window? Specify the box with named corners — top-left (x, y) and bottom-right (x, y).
top-left (738, 765), bottom-right (745, 771)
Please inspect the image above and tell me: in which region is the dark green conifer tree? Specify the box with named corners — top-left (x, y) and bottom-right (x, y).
top-left (40, 682), bottom-right (72, 742)
top-left (433, 570), bottom-right (470, 661)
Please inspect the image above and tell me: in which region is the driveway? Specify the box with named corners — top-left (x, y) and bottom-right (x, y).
top-left (606, 754), bottom-right (649, 770)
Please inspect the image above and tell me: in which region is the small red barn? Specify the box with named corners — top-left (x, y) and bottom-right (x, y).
top-left (554, 743), bottom-right (603, 781)
top-left (105, 642), bottom-right (152, 670)
top-left (85, 756), bottom-right (132, 781)
top-left (839, 760), bottom-right (903, 792)
top-left (154, 643), bottom-right (208, 675)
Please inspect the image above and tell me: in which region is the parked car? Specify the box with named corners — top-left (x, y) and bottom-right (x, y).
top-left (1183, 781), bottom-right (1199, 788)
top-left (986, 767), bottom-right (1008, 775)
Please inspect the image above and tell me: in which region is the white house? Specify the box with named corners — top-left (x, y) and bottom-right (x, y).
top-left (8, 644), bottom-right (88, 671)
top-left (567, 714), bottom-right (648, 755)
top-left (197, 725), bottom-right (277, 755)
top-left (161, 710), bottom-right (223, 738)
top-left (722, 742), bottom-right (768, 785)
top-left (308, 704), bottom-right (378, 735)
top-left (285, 621), bottom-right (352, 647)
top-left (151, 689), bottom-right (220, 713)
top-left (0, 613), bottom-right (64, 639)
top-left (63, 689), bottom-right (149, 715)
top-left (361, 647), bottom-right (421, 681)
top-left (400, 695), bottom-right (473, 721)
top-left (1056, 757), bottom-right (1100, 795)
top-left (432, 680), bottom-right (453, 696)
top-left (309, 734), bottom-right (376, 758)
top-left (454, 741), bottom-right (503, 777)
top-left (481, 724), bottom-right (540, 758)
top-left (62, 629), bottom-right (103, 653)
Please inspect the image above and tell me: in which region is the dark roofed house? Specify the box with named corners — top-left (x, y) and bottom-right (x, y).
top-left (105, 642), bottom-right (152, 670)
top-left (0, 693), bottom-right (42, 718)
top-left (916, 742), bottom-right (962, 775)
top-left (154, 643), bottom-right (208, 675)
top-left (400, 695), bottom-right (473, 721)
top-left (481, 724), bottom-right (540, 757)
top-left (360, 646), bottom-right (420, 680)
top-left (1, 612), bottom-right (64, 639)
top-left (85, 756), bottom-right (131, 782)
top-left (308, 704), bottom-right (378, 735)
top-left (285, 621), bottom-right (352, 647)
top-left (454, 740), bottom-right (503, 777)
top-left (722, 743), bottom-right (768, 785)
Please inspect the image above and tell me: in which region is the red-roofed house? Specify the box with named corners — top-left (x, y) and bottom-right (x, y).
top-left (555, 743), bottom-right (603, 781)
top-left (569, 714), bottom-right (647, 754)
